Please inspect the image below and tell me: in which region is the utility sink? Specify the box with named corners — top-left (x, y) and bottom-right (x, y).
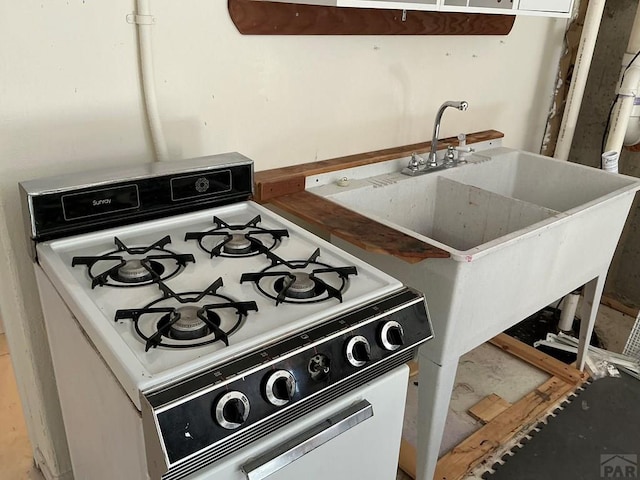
top-left (310, 147), bottom-right (637, 260)
top-left (308, 148), bottom-right (640, 358)
top-left (300, 145), bottom-right (640, 480)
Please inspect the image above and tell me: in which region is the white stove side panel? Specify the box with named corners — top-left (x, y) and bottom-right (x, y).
top-left (35, 267), bottom-right (149, 480)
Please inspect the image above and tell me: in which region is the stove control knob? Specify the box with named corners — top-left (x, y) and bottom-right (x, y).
top-left (264, 370), bottom-right (296, 407)
top-left (345, 335), bottom-right (371, 367)
top-left (214, 391), bottom-right (250, 430)
top-left (379, 321), bottom-right (405, 351)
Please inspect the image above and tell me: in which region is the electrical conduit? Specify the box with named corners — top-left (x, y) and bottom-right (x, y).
top-left (554, 0), bottom-right (606, 162)
top-left (135, 0), bottom-right (170, 162)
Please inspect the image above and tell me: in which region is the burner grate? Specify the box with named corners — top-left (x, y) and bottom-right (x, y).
top-left (72, 236), bottom-right (194, 288)
top-left (114, 278), bottom-right (258, 351)
top-left (240, 248), bottom-right (357, 305)
top-left (184, 215), bottom-right (288, 258)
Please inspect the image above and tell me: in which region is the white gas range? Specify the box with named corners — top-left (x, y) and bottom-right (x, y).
top-left (21, 153), bottom-right (433, 480)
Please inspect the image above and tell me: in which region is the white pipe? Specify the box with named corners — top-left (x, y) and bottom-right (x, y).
top-left (606, 58), bottom-right (640, 150)
top-left (628, 3), bottom-right (640, 53)
top-left (558, 292), bottom-right (579, 332)
top-left (605, 81), bottom-right (638, 152)
top-left (554, 0), bottom-right (606, 161)
top-left (605, 3), bottom-right (640, 155)
top-left (136, 0), bottom-right (170, 162)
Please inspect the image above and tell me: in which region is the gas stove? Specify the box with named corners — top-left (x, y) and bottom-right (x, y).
top-left (21, 153), bottom-right (433, 480)
top-left (35, 201), bottom-right (411, 405)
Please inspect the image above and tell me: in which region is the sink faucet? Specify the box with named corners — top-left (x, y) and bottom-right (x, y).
top-left (426, 100), bottom-right (469, 167)
top-left (402, 100), bottom-right (470, 176)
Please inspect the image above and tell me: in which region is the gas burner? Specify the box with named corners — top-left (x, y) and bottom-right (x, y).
top-left (114, 278), bottom-right (258, 351)
top-left (115, 259), bottom-right (164, 283)
top-left (277, 273), bottom-right (317, 299)
top-left (240, 249), bottom-right (357, 305)
top-left (184, 215), bottom-right (289, 258)
top-left (72, 236), bottom-right (195, 288)
top-left (160, 306), bottom-right (214, 341)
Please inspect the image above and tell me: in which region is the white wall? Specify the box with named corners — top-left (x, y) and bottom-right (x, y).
top-left (0, 1), bottom-right (566, 477)
top-left (151, 3), bottom-right (566, 165)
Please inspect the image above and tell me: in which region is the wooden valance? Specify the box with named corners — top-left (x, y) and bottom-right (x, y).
top-left (229, 0), bottom-right (516, 36)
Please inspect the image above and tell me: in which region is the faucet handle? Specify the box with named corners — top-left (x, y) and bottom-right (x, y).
top-left (443, 145), bottom-right (456, 167)
top-left (402, 152), bottom-right (425, 176)
top-left (455, 146), bottom-right (475, 164)
top-left (408, 152), bottom-right (423, 170)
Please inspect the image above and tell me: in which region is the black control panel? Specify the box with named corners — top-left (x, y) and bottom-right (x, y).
top-left (145, 288), bottom-right (433, 467)
top-left (61, 184), bottom-right (140, 221)
top-left (170, 170), bottom-right (232, 202)
top-left (21, 154), bottom-right (253, 242)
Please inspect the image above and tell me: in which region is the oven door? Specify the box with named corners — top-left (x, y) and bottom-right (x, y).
top-left (187, 365), bottom-right (409, 480)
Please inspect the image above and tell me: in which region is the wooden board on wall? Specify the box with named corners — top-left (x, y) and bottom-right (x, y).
top-left (229, 0), bottom-right (516, 36)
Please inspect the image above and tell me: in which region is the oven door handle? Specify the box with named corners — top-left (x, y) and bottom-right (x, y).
top-left (241, 399), bottom-right (374, 480)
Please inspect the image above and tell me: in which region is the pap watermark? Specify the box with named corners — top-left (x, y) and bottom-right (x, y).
top-left (601, 454), bottom-right (638, 478)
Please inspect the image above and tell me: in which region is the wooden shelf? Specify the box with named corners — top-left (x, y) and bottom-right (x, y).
top-left (229, 0), bottom-right (515, 35)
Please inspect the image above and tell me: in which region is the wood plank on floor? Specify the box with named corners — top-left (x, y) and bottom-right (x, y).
top-left (398, 376), bottom-right (582, 480)
top-left (489, 333), bottom-right (588, 385)
top-left (433, 376), bottom-right (579, 480)
top-left (468, 394), bottom-right (512, 424)
top-left (399, 337), bottom-right (589, 479)
top-left (601, 294), bottom-right (640, 319)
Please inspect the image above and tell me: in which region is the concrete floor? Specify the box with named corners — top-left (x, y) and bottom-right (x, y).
top-left (1, 304), bottom-right (636, 480)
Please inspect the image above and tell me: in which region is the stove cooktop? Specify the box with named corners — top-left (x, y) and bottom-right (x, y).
top-left (36, 201), bottom-right (403, 408)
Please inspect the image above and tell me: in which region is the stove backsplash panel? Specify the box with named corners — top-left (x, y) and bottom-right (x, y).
top-left (20, 153), bottom-right (254, 247)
